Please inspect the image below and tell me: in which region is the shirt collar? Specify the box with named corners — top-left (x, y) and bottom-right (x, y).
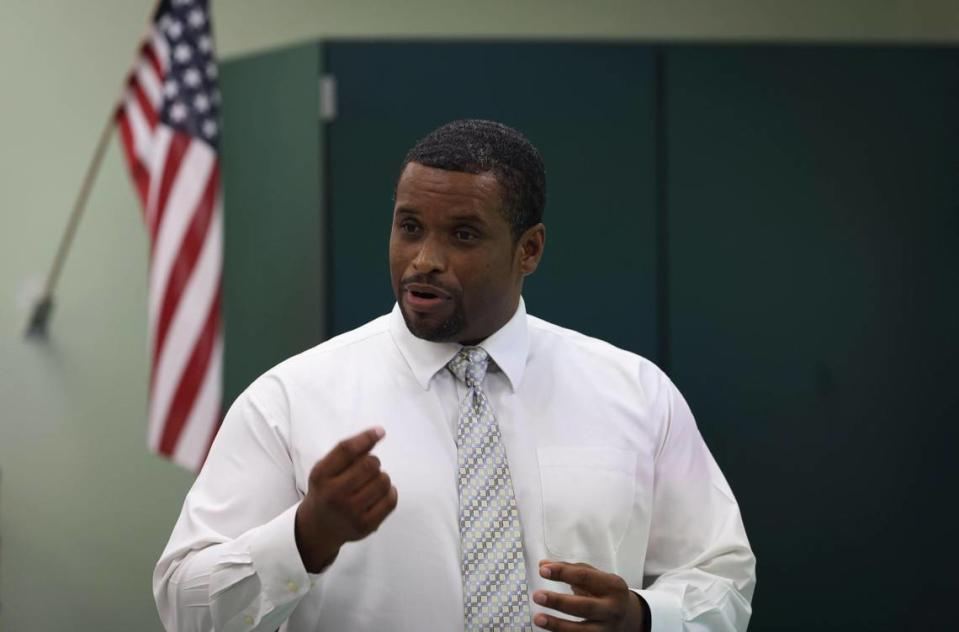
top-left (388, 298), bottom-right (529, 392)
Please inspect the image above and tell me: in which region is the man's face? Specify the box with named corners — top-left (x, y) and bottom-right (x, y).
top-left (389, 162), bottom-right (543, 344)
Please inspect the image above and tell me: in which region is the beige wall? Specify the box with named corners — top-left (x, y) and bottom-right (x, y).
top-left (1, 1), bottom-right (956, 629)
top-left (216, 0), bottom-right (959, 52)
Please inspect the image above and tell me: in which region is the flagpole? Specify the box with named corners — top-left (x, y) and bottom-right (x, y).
top-left (25, 0), bottom-right (165, 340)
top-left (25, 112), bottom-right (116, 338)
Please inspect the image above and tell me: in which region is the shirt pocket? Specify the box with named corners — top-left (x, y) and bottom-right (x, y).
top-left (537, 446), bottom-right (637, 562)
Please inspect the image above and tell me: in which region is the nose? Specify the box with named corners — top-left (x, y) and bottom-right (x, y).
top-left (411, 236), bottom-right (446, 274)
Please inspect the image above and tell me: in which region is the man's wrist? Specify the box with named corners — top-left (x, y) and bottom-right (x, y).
top-left (294, 502), bottom-right (341, 573)
top-left (632, 591), bottom-right (651, 632)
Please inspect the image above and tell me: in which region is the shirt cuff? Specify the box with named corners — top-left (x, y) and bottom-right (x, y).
top-left (248, 503), bottom-right (314, 610)
top-left (633, 588), bottom-right (683, 632)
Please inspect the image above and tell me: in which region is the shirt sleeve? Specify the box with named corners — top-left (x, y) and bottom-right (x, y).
top-left (153, 375), bottom-right (317, 632)
top-left (631, 363), bottom-right (757, 632)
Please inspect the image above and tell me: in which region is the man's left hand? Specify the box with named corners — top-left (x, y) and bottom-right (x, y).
top-left (533, 560), bottom-right (648, 631)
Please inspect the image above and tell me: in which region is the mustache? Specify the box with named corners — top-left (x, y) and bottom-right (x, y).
top-left (400, 274), bottom-right (459, 297)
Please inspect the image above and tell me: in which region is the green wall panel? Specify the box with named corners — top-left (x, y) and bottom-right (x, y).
top-left (325, 43), bottom-right (659, 359)
top-left (218, 40), bottom-right (959, 629)
top-left (220, 43), bottom-right (325, 406)
top-left (667, 45), bottom-right (959, 630)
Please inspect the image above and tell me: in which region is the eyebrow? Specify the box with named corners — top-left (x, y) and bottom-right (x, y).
top-left (448, 212), bottom-right (488, 226)
top-left (393, 208), bottom-right (490, 227)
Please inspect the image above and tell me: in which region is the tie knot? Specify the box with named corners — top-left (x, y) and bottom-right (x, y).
top-left (448, 346), bottom-right (489, 388)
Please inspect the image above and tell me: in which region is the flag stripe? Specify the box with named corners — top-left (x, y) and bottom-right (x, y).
top-left (150, 28), bottom-right (169, 73)
top-left (116, 111), bottom-right (150, 207)
top-left (118, 1), bottom-right (223, 471)
top-left (158, 284), bottom-right (221, 456)
top-left (148, 199), bottom-right (222, 449)
top-left (141, 40), bottom-right (164, 80)
top-left (144, 126), bottom-right (173, 233)
top-left (131, 78), bottom-right (158, 130)
top-left (148, 132), bottom-right (194, 243)
top-left (136, 61), bottom-right (163, 108)
top-left (171, 332), bottom-right (222, 469)
top-left (148, 141), bottom-right (213, 331)
top-left (122, 91), bottom-right (154, 165)
top-left (152, 164), bottom-right (219, 381)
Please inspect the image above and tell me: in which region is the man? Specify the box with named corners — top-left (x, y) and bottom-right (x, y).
top-left (154, 119), bottom-right (755, 631)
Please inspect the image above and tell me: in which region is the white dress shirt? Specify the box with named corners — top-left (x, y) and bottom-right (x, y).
top-left (154, 300), bottom-right (756, 632)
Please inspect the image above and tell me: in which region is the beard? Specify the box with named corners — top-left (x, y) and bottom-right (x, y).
top-left (401, 303), bottom-right (466, 342)
top-left (397, 275), bottom-right (466, 342)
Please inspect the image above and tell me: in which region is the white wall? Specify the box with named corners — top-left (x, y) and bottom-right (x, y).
top-left (215, 0), bottom-right (959, 50)
top-left (1, 1), bottom-right (956, 629)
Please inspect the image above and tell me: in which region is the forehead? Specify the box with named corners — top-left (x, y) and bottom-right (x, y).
top-left (394, 163), bottom-right (503, 216)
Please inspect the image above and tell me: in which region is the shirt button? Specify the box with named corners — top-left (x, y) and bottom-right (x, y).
top-left (243, 615), bottom-right (254, 625)
top-left (287, 580), bottom-right (299, 593)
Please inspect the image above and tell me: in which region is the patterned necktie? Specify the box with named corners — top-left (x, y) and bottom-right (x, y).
top-left (448, 346), bottom-right (532, 632)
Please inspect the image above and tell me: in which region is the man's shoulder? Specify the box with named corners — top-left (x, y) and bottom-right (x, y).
top-left (228, 313), bottom-right (396, 415)
top-left (526, 314), bottom-right (640, 362)
top-left (265, 313), bottom-right (394, 379)
top-left (525, 314), bottom-right (666, 385)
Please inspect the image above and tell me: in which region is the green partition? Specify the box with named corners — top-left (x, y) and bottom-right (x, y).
top-left (667, 45), bottom-right (959, 630)
top-left (325, 43), bottom-right (659, 359)
top-left (220, 43), bottom-right (325, 406)
top-left (217, 40), bottom-right (959, 630)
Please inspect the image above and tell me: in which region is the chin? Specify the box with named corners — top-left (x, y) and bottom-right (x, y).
top-left (402, 308), bottom-right (465, 343)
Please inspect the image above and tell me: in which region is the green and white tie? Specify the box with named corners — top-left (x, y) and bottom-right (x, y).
top-left (449, 346), bottom-right (532, 632)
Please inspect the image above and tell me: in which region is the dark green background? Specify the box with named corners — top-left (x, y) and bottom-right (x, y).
top-left (325, 43), bottom-right (659, 359)
top-left (220, 41), bottom-right (959, 630)
top-left (220, 44), bottom-right (324, 403)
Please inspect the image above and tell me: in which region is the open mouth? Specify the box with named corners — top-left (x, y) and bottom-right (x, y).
top-left (403, 283), bottom-right (452, 311)
top-left (404, 282), bottom-right (452, 299)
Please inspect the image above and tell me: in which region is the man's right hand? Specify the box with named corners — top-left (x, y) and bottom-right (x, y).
top-left (294, 427), bottom-right (398, 573)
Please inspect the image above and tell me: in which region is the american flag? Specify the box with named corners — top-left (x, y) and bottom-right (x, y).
top-left (116, 0), bottom-right (222, 470)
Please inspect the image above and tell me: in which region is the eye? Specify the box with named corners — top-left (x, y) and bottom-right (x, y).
top-left (454, 228), bottom-right (478, 242)
top-left (398, 220), bottom-right (421, 235)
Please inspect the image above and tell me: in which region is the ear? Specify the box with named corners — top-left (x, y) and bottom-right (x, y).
top-left (517, 223), bottom-right (546, 276)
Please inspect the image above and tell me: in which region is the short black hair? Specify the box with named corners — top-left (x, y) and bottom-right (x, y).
top-left (399, 119), bottom-right (546, 239)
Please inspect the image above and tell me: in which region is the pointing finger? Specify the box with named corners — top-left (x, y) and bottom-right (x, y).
top-left (313, 427), bottom-right (385, 478)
